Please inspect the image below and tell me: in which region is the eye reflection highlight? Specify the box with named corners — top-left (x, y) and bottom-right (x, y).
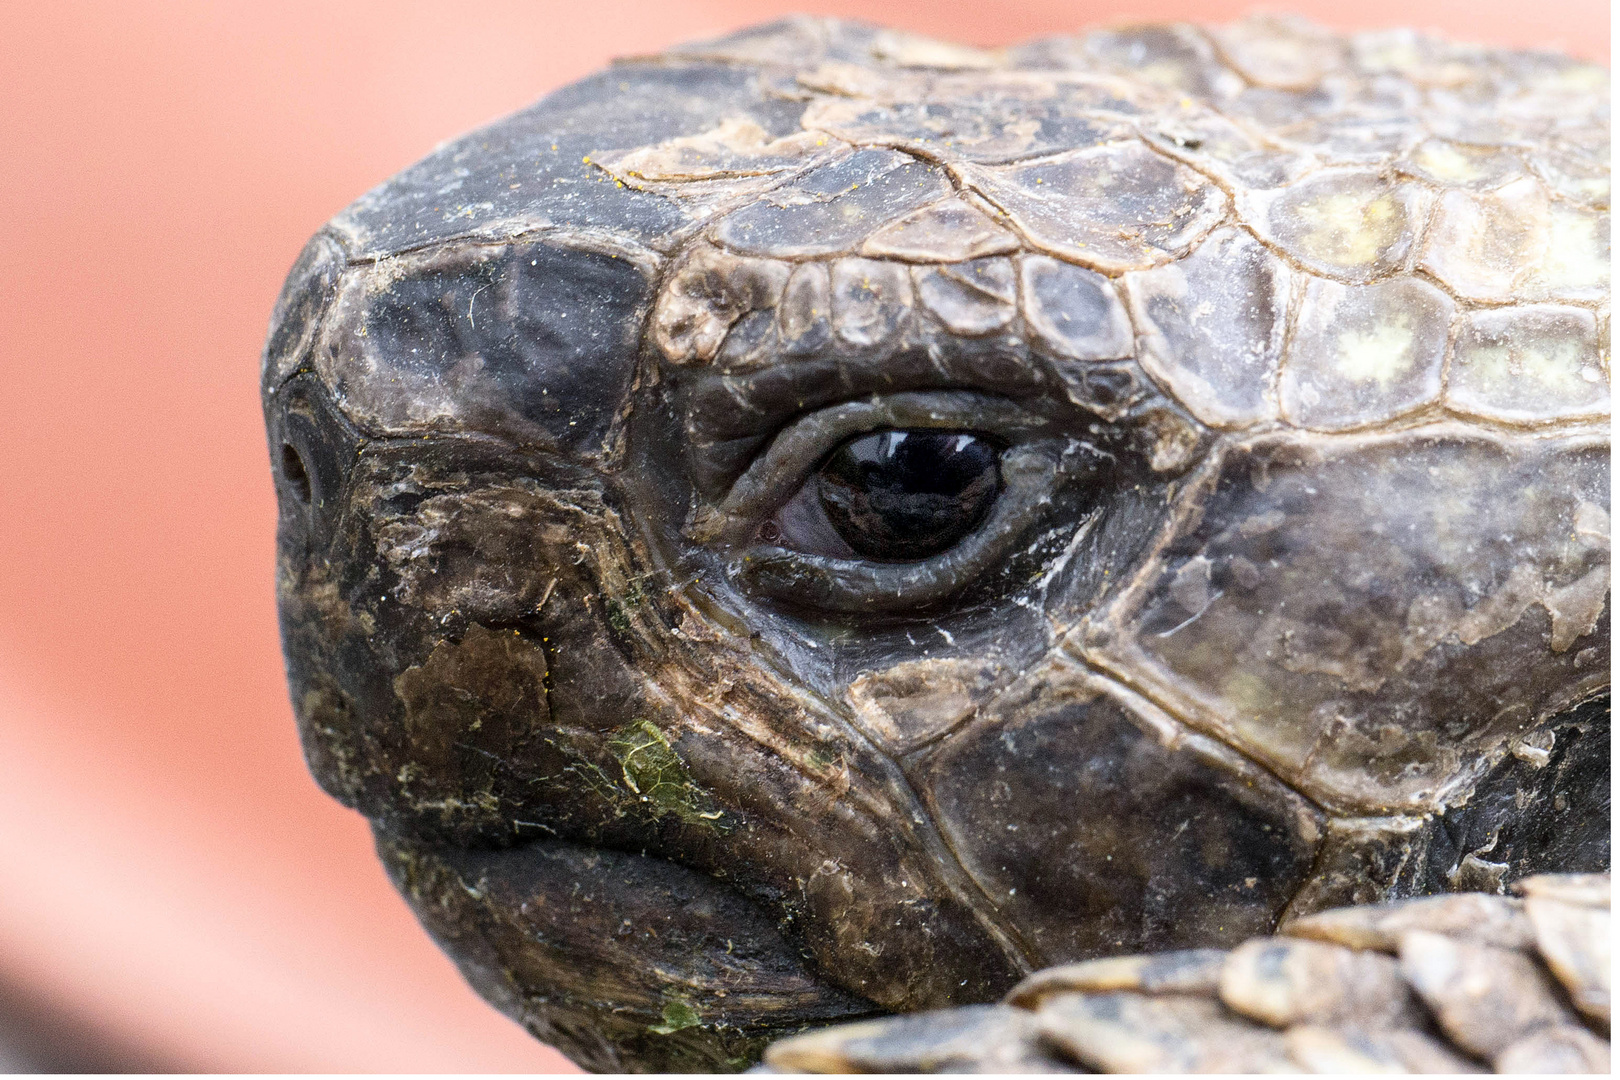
top-left (816, 430), bottom-right (1002, 561)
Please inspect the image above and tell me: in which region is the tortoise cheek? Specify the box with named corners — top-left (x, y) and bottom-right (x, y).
top-left (1082, 426), bottom-right (1609, 819)
top-left (916, 661), bottom-right (1324, 964)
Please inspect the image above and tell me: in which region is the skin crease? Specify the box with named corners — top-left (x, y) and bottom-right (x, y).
top-left (262, 13), bottom-right (1610, 1073)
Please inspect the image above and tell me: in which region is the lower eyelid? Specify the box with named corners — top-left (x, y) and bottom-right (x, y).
top-left (730, 445), bottom-right (1063, 613)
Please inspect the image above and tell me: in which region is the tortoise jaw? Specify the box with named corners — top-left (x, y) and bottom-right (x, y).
top-left (373, 829), bottom-right (879, 1073)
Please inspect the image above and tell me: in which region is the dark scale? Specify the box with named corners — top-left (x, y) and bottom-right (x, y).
top-left (817, 430), bottom-right (1001, 561)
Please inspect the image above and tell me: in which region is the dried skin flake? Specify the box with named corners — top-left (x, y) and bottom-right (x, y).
top-left (963, 140), bottom-right (1228, 272)
top-left (830, 257), bottom-right (914, 349)
top-left (714, 148), bottom-right (953, 258)
top-left (1020, 254), bottom-right (1133, 361)
top-left (860, 195), bottom-right (1021, 262)
top-left (1421, 177), bottom-right (1611, 303)
top-left (1071, 24), bottom-right (1245, 103)
top-left (652, 244), bottom-right (790, 364)
top-left (1211, 13), bottom-right (1348, 90)
top-left (913, 258), bottom-right (1017, 336)
top-left (1125, 227), bottom-right (1289, 428)
top-left (595, 117), bottom-right (836, 185)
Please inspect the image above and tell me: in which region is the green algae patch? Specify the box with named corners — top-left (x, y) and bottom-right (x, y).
top-left (607, 719), bottom-right (729, 829)
top-left (648, 996), bottom-right (703, 1035)
top-left (603, 577), bottom-right (647, 638)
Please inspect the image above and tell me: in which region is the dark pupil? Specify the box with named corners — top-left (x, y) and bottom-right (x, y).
top-left (817, 430), bottom-right (1001, 561)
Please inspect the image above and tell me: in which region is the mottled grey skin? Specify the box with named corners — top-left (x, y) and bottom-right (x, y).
top-left (262, 15), bottom-right (1610, 1073)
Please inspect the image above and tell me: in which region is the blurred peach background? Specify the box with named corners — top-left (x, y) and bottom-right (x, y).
top-left (0, 0), bottom-right (1606, 1072)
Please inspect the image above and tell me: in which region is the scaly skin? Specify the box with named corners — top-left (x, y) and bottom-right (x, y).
top-left (262, 15), bottom-right (1609, 1072)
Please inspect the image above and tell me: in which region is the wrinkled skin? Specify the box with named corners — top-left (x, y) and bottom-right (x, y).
top-left (262, 15), bottom-right (1610, 1072)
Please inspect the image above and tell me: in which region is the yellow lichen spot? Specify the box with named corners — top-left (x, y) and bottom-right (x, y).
top-left (1220, 670), bottom-right (1280, 736)
top-left (1467, 339), bottom-right (1594, 399)
top-left (1524, 205), bottom-right (1610, 298)
top-left (1409, 141), bottom-right (1486, 184)
top-left (1334, 317), bottom-right (1416, 386)
top-left (1294, 190), bottom-right (1399, 267)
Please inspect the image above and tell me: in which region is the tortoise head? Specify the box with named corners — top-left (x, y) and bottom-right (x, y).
top-left (262, 15), bottom-right (1610, 1072)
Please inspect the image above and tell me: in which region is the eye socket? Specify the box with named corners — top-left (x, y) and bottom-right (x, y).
top-left (695, 390), bottom-right (1102, 614)
top-left (817, 430), bottom-right (1002, 561)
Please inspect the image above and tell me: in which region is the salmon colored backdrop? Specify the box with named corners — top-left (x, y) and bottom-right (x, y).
top-left (0, 0), bottom-right (1606, 1071)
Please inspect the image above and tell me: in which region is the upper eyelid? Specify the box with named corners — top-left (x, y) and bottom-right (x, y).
top-left (680, 348), bottom-right (1051, 448)
top-left (715, 390), bottom-right (1043, 524)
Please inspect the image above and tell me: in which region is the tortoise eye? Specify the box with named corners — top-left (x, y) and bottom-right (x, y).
top-left (714, 390), bottom-right (1076, 613)
top-left (817, 431), bottom-right (1002, 561)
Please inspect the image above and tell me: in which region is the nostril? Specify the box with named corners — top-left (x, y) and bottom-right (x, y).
top-left (281, 442), bottom-right (313, 505)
